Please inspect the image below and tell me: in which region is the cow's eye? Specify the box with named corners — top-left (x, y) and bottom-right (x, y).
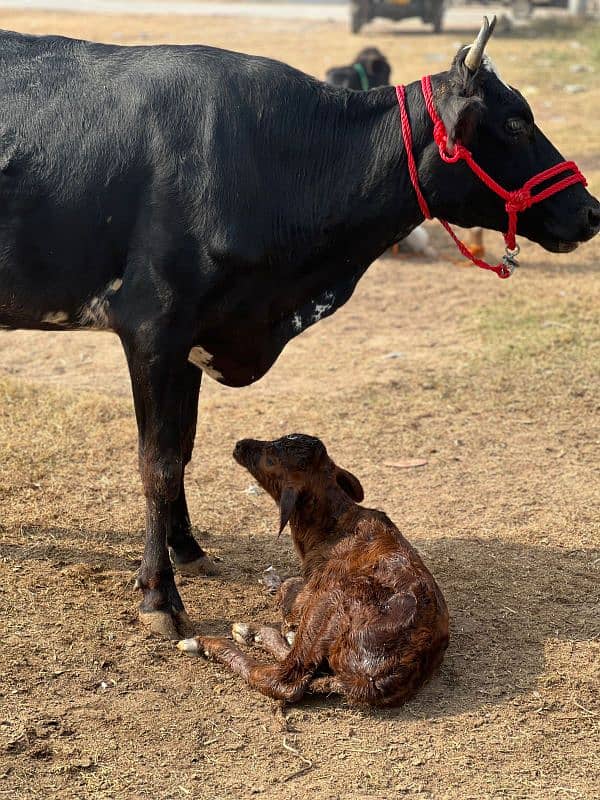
top-left (505, 117), bottom-right (526, 135)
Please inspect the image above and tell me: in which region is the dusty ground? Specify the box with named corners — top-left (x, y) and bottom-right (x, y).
top-left (0, 8), bottom-right (599, 800)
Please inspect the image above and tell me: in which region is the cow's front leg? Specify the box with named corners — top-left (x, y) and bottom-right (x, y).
top-left (123, 337), bottom-right (194, 639)
top-left (168, 363), bottom-right (218, 576)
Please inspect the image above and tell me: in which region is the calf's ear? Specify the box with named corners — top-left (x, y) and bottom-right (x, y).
top-left (278, 486), bottom-right (299, 535)
top-left (336, 468), bottom-right (364, 503)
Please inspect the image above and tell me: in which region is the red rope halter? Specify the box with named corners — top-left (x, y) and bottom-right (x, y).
top-left (396, 75), bottom-right (588, 279)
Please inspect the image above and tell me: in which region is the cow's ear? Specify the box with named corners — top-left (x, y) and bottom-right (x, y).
top-left (336, 468), bottom-right (364, 503)
top-left (439, 92), bottom-right (483, 152)
top-left (278, 486), bottom-right (299, 535)
top-left (441, 48), bottom-right (485, 151)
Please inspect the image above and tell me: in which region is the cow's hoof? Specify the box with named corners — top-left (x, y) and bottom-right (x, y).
top-left (170, 551), bottom-right (220, 577)
top-left (139, 609), bottom-right (194, 640)
top-left (232, 622), bottom-right (255, 645)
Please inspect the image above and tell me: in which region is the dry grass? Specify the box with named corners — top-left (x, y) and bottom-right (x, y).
top-left (0, 9), bottom-right (599, 800)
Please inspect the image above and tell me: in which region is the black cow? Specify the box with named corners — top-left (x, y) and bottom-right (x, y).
top-left (325, 47), bottom-right (391, 90)
top-left (0, 21), bottom-right (598, 639)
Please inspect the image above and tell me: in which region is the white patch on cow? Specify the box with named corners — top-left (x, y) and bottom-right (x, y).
top-left (79, 297), bottom-right (110, 329)
top-left (78, 278), bottom-right (122, 330)
top-left (42, 311), bottom-right (69, 325)
top-left (292, 312), bottom-right (303, 333)
top-left (311, 291), bottom-right (335, 323)
top-left (188, 345), bottom-right (224, 380)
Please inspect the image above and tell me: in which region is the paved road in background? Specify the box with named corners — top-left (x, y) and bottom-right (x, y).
top-left (0, 1), bottom-right (532, 28)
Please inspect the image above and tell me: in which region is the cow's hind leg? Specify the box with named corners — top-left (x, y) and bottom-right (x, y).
top-left (168, 363), bottom-right (218, 576)
top-left (123, 333), bottom-right (195, 639)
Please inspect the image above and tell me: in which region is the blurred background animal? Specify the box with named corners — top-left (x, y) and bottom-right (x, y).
top-left (325, 46), bottom-right (391, 90)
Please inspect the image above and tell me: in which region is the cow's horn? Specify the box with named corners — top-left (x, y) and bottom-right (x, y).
top-left (464, 15), bottom-right (497, 73)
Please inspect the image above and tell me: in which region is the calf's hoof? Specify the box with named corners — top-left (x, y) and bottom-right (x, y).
top-left (232, 622), bottom-right (255, 645)
top-left (177, 637), bottom-right (202, 655)
top-left (170, 550), bottom-right (220, 577)
top-left (177, 635), bottom-right (227, 660)
top-left (139, 608), bottom-right (194, 640)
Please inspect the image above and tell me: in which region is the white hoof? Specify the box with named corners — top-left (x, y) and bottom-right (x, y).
top-left (177, 637), bottom-right (200, 654)
top-left (285, 630), bottom-right (296, 647)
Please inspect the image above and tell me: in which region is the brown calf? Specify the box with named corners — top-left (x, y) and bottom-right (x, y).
top-left (178, 434), bottom-right (449, 707)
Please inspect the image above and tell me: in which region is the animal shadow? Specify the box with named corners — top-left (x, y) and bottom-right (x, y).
top-left (384, 535), bottom-right (599, 719)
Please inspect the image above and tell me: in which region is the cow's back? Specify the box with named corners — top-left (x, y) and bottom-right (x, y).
top-left (0, 31), bottom-right (335, 323)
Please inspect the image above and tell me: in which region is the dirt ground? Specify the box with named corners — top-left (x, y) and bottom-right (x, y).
top-left (0, 8), bottom-right (599, 800)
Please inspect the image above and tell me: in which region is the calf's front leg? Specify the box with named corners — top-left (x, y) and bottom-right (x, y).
top-left (231, 622), bottom-right (293, 660)
top-left (178, 636), bottom-right (314, 703)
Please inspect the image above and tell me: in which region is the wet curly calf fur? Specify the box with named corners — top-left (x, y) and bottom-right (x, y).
top-left (179, 434), bottom-right (449, 707)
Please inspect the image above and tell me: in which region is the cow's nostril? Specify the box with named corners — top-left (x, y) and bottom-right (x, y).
top-left (588, 204), bottom-right (600, 232)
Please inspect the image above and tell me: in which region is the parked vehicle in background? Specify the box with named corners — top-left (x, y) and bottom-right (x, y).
top-left (351, 0), bottom-right (445, 33)
top-left (509, 0), bottom-right (569, 20)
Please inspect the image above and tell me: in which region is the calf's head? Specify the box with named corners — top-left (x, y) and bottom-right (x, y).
top-left (233, 434), bottom-right (364, 534)
top-left (421, 17), bottom-right (600, 252)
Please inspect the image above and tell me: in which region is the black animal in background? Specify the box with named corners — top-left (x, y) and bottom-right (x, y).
top-left (325, 47), bottom-right (391, 91)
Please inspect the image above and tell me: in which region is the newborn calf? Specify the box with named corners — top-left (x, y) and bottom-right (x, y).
top-left (179, 434), bottom-right (449, 707)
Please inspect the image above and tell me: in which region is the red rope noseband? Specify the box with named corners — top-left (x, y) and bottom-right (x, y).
top-left (397, 76), bottom-right (588, 278)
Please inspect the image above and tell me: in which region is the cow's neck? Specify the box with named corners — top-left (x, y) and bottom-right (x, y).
top-left (299, 81), bottom-right (428, 266)
top-left (195, 81), bottom-right (435, 387)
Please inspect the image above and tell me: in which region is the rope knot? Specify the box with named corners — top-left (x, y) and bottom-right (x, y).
top-left (506, 189), bottom-right (530, 213)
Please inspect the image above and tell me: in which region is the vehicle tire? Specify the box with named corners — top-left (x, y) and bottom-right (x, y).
top-left (432, 7), bottom-right (444, 33)
top-left (424, 2), bottom-right (445, 33)
top-left (350, 0), bottom-right (370, 34)
top-left (512, 0), bottom-right (532, 18)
